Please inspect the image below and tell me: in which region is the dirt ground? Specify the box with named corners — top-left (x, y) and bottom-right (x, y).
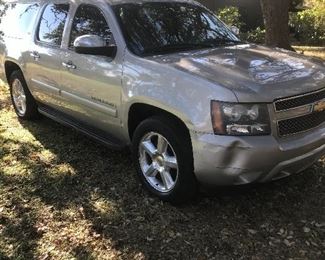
top-left (0, 53), bottom-right (325, 259)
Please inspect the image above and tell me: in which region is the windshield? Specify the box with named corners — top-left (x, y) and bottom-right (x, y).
top-left (113, 2), bottom-right (241, 56)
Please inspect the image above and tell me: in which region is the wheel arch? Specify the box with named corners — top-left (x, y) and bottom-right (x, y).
top-left (4, 60), bottom-right (23, 84)
top-left (127, 102), bottom-right (193, 143)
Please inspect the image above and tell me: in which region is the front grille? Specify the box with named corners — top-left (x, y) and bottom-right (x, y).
top-left (275, 88), bottom-right (325, 111)
top-left (278, 110), bottom-right (325, 136)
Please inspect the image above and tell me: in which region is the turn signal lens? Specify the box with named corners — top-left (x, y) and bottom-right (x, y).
top-left (211, 101), bottom-right (225, 134)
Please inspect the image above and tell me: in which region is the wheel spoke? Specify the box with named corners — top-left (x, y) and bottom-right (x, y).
top-left (13, 96), bottom-right (18, 105)
top-left (145, 164), bottom-right (158, 177)
top-left (160, 170), bottom-right (174, 190)
top-left (21, 100), bottom-right (26, 112)
top-left (141, 141), bottom-right (157, 157)
top-left (164, 155), bottom-right (178, 169)
top-left (17, 98), bottom-right (24, 110)
top-left (157, 135), bottom-right (168, 154)
top-left (17, 100), bottom-right (22, 109)
top-left (12, 87), bottom-right (17, 96)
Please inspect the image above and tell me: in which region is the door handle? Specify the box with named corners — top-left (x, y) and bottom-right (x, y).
top-left (30, 51), bottom-right (40, 59)
top-left (62, 61), bottom-right (76, 70)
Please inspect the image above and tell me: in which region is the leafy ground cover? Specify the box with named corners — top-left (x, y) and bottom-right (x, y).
top-left (294, 46), bottom-right (325, 60)
top-left (0, 51), bottom-right (325, 259)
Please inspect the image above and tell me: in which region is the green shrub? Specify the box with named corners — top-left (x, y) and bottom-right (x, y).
top-left (216, 6), bottom-right (266, 44)
top-left (241, 27), bottom-right (266, 44)
top-left (289, 0), bottom-right (325, 45)
top-left (216, 6), bottom-right (244, 30)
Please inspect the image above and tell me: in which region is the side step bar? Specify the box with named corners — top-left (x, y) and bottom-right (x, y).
top-left (38, 105), bottom-right (126, 150)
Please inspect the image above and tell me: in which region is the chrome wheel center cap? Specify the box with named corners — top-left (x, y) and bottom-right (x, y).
top-left (155, 155), bottom-right (164, 167)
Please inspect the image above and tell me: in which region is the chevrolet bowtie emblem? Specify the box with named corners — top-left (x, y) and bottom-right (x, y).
top-left (313, 100), bottom-right (325, 113)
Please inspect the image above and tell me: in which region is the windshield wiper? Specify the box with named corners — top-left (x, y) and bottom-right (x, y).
top-left (143, 40), bottom-right (245, 56)
top-left (144, 43), bottom-right (215, 55)
top-left (211, 38), bottom-right (245, 46)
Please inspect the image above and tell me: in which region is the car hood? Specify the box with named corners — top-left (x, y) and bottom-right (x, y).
top-left (147, 44), bottom-right (325, 102)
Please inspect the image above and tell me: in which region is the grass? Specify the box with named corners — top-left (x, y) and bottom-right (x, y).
top-left (0, 51), bottom-right (325, 259)
top-left (293, 46), bottom-right (325, 60)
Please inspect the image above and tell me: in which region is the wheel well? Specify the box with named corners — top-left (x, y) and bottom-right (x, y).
top-left (128, 103), bottom-right (190, 141)
top-left (4, 61), bottom-right (21, 83)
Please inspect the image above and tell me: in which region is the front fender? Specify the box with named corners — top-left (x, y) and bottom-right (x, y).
top-left (120, 52), bottom-right (238, 135)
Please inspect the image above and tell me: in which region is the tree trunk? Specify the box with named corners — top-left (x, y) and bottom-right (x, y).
top-left (260, 0), bottom-right (294, 51)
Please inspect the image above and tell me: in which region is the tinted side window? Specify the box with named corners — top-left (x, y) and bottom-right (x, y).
top-left (0, 3), bottom-right (40, 38)
top-left (69, 5), bottom-right (112, 47)
top-left (38, 4), bottom-right (69, 46)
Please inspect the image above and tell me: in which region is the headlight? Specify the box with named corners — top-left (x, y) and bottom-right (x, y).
top-left (211, 101), bottom-right (271, 136)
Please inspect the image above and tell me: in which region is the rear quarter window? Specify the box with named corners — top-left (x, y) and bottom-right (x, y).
top-left (0, 3), bottom-right (40, 39)
top-left (37, 4), bottom-right (69, 46)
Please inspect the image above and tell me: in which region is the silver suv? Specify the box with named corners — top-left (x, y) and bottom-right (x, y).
top-left (0, 0), bottom-right (324, 203)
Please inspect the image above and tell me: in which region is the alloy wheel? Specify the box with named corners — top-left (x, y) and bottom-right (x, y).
top-left (12, 79), bottom-right (27, 116)
top-left (139, 132), bottom-right (179, 193)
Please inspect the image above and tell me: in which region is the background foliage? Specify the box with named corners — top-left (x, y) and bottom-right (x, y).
top-left (216, 6), bottom-right (243, 29)
top-left (216, 0), bottom-right (325, 45)
top-left (290, 0), bottom-right (325, 45)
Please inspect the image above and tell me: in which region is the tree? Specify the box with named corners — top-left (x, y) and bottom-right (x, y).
top-left (260, 0), bottom-right (294, 50)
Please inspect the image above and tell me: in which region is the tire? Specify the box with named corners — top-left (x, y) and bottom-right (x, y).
top-left (132, 115), bottom-right (198, 204)
top-left (9, 70), bottom-right (39, 120)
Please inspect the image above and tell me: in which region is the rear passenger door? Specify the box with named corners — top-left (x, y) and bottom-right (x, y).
top-left (26, 3), bottom-right (69, 109)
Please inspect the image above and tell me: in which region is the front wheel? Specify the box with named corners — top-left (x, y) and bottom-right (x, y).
top-left (132, 116), bottom-right (198, 204)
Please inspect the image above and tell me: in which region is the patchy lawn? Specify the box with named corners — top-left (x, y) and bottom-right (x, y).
top-left (294, 46), bottom-right (325, 60)
top-left (0, 77), bottom-right (325, 259)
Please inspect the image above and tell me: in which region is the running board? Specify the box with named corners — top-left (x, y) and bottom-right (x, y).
top-left (38, 105), bottom-right (126, 150)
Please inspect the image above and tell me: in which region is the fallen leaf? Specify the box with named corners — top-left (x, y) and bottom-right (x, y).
top-left (248, 229), bottom-right (258, 235)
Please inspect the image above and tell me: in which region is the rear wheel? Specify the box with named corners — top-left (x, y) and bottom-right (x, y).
top-left (9, 70), bottom-right (39, 120)
top-left (132, 116), bottom-right (197, 204)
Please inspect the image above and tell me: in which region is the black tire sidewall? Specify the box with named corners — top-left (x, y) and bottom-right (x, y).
top-left (132, 116), bottom-right (197, 203)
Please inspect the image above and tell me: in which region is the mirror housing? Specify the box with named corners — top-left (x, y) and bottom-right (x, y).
top-left (230, 26), bottom-right (240, 35)
top-left (74, 35), bottom-right (117, 58)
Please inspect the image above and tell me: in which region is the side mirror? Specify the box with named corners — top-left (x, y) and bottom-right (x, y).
top-left (230, 26), bottom-right (240, 35)
top-left (74, 35), bottom-right (117, 58)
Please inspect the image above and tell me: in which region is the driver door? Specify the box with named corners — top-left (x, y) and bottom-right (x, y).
top-left (59, 4), bottom-right (122, 135)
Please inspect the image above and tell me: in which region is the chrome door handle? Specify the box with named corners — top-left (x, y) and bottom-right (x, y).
top-left (30, 51), bottom-right (40, 59)
top-left (62, 61), bottom-right (76, 70)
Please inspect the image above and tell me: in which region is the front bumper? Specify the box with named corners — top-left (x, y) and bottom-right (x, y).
top-left (191, 126), bottom-right (325, 186)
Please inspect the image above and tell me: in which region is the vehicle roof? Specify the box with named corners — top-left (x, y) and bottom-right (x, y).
top-left (5, 0), bottom-right (200, 6)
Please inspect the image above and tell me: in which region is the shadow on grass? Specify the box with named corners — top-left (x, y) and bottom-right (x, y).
top-left (0, 171), bottom-right (42, 259)
top-left (0, 114), bottom-right (324, 259)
